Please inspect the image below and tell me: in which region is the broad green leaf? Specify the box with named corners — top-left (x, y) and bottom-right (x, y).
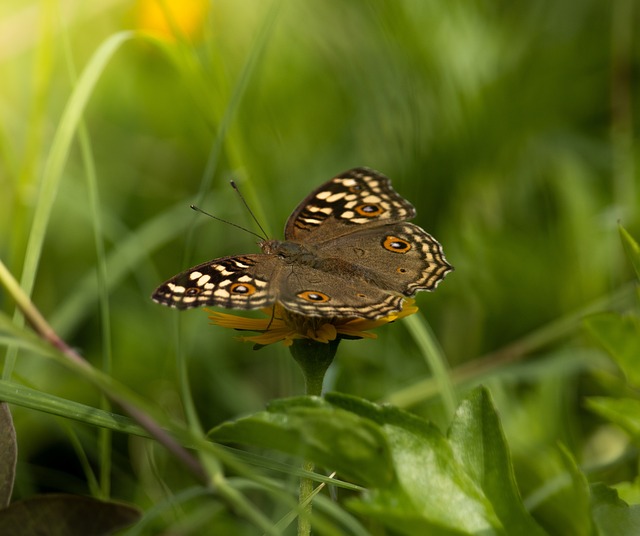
top-left (586, 397), bottom-right (640, 441)
top-left (213, 392), bottom-right (547, 535)
top-left (0, 494), bottom-right (140, 536)
top-left (584, 313), bottom-right (640, 387)
top-left (447, 387), bottom-right (546, 535)
top-left (210, 396), bottom-right (394, 486)
top-left (347, 425), bottom-right (502, 536)
top-left (619, 226), bottom-right (640, 281)
top-left (328, 393), bottom-right (505, 535)
top-left (0, 404), bottom-right (16, 508)
top-left (591, 483), bottom-right (640, 536)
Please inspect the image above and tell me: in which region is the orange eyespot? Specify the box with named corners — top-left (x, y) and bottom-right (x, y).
top-left (396, 267), bottom-right (408, 274)
top-left (383, 236), bottom-right (411, 253)
top-left (298, 291), bottom-right (330, 302)
top-left (230, 283), bottom-right (256, 295)
top-left (355, 203), bottom-right (384, 217)
top-left (185, 287), bottom-right (201, 295)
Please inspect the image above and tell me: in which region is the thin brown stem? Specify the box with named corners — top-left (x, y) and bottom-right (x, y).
top-left (0, 259), bottom-right (209, 485)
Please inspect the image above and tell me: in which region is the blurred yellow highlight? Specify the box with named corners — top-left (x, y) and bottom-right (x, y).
top-left (136, 0), bottom-right (209, 42)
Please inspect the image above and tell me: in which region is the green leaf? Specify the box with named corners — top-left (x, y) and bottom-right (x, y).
top-left (330, 393), bottom-right (505, 535)
top-left (615, 476), bottom-right (640, 506)
top-left (591, 483), bottom-right (640, 536)
top-left (447, 387), bottom-right (546, 535)
top-left (210, 396), bottom-right (394, 486)
top-left (523, 444), bottom-right (590, 536)
top-left (213, 392), bottom-right (546, 535)
top-left (0, 494), bottom-right (140, 536)
top-left (584, 313), bottom-right (640, 387)
top-left (0, 404), bottom-right (16, 508)
top-left (619, 225), bottom-right (640, 281)
top-left (347, 426), bottom-right (501, 535)
top-left (0, 381), bottom-right (145, 437)
top-left (586, 397), bottom-right (640, 441)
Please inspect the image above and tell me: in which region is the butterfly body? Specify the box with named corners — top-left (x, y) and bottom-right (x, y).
top-left (152, 168), bottom-right (452, 319)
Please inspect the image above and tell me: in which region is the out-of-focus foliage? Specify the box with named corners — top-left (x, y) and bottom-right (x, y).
top-left (1, 0), bottom-right (640, 533)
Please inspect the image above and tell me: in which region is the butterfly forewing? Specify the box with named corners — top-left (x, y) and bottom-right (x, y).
top-left (284, 167), bottom-right (416, 242)
top-left (152, 255), bottom-right (277, 310)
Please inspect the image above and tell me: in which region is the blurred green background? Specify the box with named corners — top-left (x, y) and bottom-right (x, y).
top-left (1, 0), bottom-right (638, 521)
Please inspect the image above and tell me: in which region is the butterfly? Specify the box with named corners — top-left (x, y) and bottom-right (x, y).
top-left (152, 168), bottom-right (452, 319)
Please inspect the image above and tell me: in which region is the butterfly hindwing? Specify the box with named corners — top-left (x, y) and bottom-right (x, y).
top-left (273, 263), bottom-right (405, 319)
top-left (313, 222), bottom-right (451, 296)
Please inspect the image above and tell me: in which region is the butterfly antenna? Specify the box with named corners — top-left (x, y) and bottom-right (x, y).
top-left (190, 205), bottom-right (265, 241)
top-left (230, 180), bottom-right (270, 240)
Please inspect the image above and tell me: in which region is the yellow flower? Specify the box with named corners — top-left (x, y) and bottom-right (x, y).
top-left (206, 300), bottom-right (418, 347)
top-left (135, 0), bottom-right (210, 42)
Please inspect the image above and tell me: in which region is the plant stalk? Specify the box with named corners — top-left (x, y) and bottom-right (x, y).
top-left (289, 338), bottom-right (339, 536)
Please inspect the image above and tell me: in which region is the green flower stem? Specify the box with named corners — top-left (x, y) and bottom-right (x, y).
top-left (289, 338), bottom-right (340, 536)
top-left (290, 338), bottom-right (339, 397)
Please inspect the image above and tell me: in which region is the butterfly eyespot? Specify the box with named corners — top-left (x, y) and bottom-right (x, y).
top-left (396, 267), bottom-right (408, 274)
top-left (383, 236), bottom-right (411, 253)
top-left (355, 203), bottom-right (384, 217)
top-left (298, 291), bottom-right (330, 302)
top-left (356, 292), bottom-right (367, 298)
top-left (230, 283), bottom-right (256, 295)
top-left (185, 287), bottom-right (201, 296)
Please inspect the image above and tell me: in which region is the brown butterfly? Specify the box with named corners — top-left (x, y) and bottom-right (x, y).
top-left (152, 167), bottom-right (452, 319)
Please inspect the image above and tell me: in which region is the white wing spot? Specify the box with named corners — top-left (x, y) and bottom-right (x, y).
top-left (308, 205), bottom-right (333, 215)
top-left (340, 211), bottom-right (355, 219)
top-left (326, 192), bottom-right (346, 203)
top-left (168, 283), bottom-right (186, 294)
top-left (197, 274), bottom-right (211, 286)
top-left (215, 266), bottom-right (233, 276)
top-left (189, 271), bottom-right (203, 280)
top-left (315, 190), bottom-right (333, 200)
top-left (214, 289), bottom-right (230, 298)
